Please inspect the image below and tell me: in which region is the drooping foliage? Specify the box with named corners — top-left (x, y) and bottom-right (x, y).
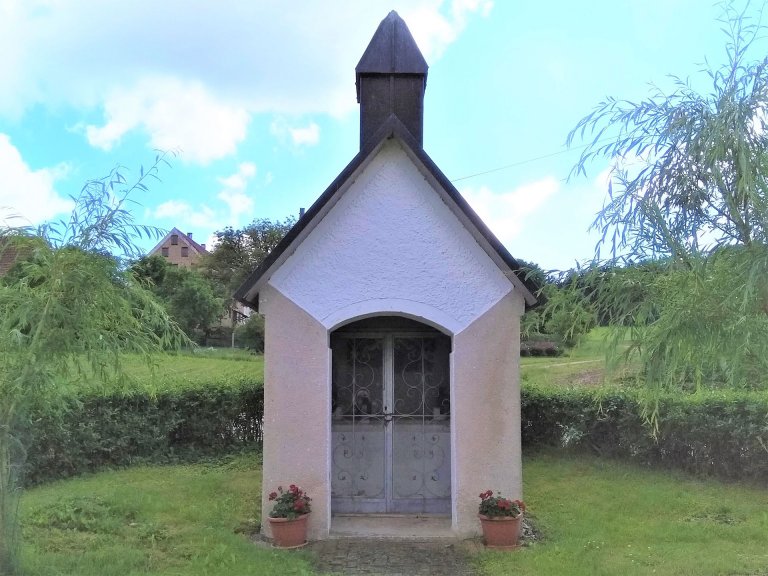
top-left (519, 261), bottom-right (597, 348)
top-left (0, 153), bottom-right (186, 574)
top-left (132, 254), bottom-right (224, 344)
top-left (567, 2), bottom-right (768, 397)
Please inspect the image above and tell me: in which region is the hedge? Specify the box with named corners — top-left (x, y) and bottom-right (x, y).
top-left (522, 384), bottom-right (768, 484)
top-left (21, 380), bottom-right (768, 487)
top-left (22, 385), bottom-right (264, 486)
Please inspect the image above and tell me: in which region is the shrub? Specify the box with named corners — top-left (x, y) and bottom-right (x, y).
top-left (235, 314), bottom-right (265, 352)
top-left (22, 384), bottom-right (264, 486)
top-left (521, 384), bottom-right (768, 483)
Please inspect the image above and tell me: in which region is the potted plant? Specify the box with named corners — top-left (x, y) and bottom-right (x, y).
top-left (478, 490), bottom-right (525, 549)
top-left (267, 484), bottom-right (312, 548)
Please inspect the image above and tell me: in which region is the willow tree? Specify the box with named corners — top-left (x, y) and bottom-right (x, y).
top-left (0, 154), bottom-right (186, 574)
top-left (567, 2), bottom-right (768, 397)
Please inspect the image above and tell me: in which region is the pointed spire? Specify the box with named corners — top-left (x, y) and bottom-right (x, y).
top-left (356, 11), bottom-right (429, 149)
top-left (356, 11), bottom-right (428, 81)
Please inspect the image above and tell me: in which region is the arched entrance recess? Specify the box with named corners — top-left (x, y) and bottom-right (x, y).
top-left (330, 316), bottom-right (452, 515)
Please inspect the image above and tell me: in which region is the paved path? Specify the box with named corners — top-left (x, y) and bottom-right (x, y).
top-left (308, 538), bottom-right (481, 576)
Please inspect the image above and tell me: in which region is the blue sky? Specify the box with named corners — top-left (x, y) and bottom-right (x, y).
top-left (0, 0), bottom-right (755, 270)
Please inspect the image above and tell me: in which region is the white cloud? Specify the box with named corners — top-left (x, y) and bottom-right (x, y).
top-left (152, 162), bottom-right (257, 233)
top-left (153, 200), bottom-right (222, 231)
top-left (153, 199), bottom-right (192, 219)
top-left (0, 133), bottom-right (73, 226)
top-left (0, 1), bottom-right (492, 161)
top-left (85, 77), bottom-right (249, 164)
top-left (406, 0), bottom-right (493, 59)
top-left (461, 176), bottom-right (559, 245)
top-left (290, 123), bottom-right (320, 147)
top-left (217, 162), bottom-right (256, 219)
top-left (270, 119), bottom-right (321, 147)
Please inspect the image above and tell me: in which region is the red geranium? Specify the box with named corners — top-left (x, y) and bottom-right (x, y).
top-left (268, 484), bottom-right (312, 519)
top-left (478, 490), bottom-right (525, 518)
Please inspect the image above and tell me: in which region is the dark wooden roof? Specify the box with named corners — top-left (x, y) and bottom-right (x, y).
top-left (355, 10), bottom-right (428, 100)
top-left (233, 115), bottom-right (538, 310)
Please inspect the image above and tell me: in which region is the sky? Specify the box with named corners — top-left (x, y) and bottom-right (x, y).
top-left (0, 0), bottom-right (759, 271)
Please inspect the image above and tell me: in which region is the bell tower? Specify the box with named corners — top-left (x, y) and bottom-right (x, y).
top-left (356, 11), bottom-right (429, 149)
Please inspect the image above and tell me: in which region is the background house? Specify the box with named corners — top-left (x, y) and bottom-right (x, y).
top-left (147, 228), bottom-right (253, 334)
top-left (0, 240), bottom-right (19, 277)
top-left (236, 11), bottom-right (536, 540)
top-left (148, 228), bottom-right (208, 268)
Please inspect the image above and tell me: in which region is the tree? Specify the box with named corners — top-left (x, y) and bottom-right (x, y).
top-left (517, 259), bottom-right (597, 347)
top-left (200, 217), bottom-right (295, 296)
top-left (522, 281), bottom-right (596, 347)
top-left (159, 265), bottom-right (224, 344)
top-left (0, 155), bottom-right (186, 574)
top-left (132, 255), bottom-right (224, 344)
top-left (567, 2), bottom-right (768, 398)
top-left (234, 313), bottom-right (265, 352)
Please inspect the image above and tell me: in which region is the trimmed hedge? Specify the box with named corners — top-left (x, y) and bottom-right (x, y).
top-left (23, 386), bottom-right (264, 486)
top-left (21, 377), bottom-right (768, 487)
top-left (522, 384), bottom-right (768, 483)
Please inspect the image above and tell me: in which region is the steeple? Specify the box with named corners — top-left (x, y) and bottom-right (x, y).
top-left (356, 11), bottom-right (429, 149)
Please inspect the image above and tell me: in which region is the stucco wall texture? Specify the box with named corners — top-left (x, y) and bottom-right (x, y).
top-left (270, 141), bottom-right (512, 334)
top-left (452, 290), bottom-right (525, 535)
top-left (260, 285), bottom-right (331, 540)
top-left (259, 140), bottom-right (525, 539)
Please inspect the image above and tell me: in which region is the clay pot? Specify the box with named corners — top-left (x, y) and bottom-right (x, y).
top-left (268, 514), bottom-right (310, 548)
top-left (478, 514), bottom-right (522, 549)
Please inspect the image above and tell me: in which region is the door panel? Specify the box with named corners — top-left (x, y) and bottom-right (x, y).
top-left (331, 332), bottom-right (450, 515)
top-left (390, 337), bottom-right (451, 513)
top-left (331, 337), bottom-right (387, 512)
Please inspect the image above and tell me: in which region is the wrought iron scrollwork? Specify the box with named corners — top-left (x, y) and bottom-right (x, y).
top-left (331, 333), bottom-right (451, 512)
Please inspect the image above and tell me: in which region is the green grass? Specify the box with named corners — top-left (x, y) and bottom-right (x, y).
top-left (68, 352), bottom-right (264, 396)
top-left (521, 327), bottom-right (635, 389)
top-left (20, 452), bottom-right (768, 575)
top-left (20, 453), bottom-right (313, 576)
top-left (479, 451), bottom-right (768, 576)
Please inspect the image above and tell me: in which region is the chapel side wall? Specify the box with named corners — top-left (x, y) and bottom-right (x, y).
top-left (452, 289), bottom-right (525, 536)
top-left (260, 284), bottom-right (330, 540)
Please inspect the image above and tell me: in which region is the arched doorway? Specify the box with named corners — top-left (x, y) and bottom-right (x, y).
top-left (330, 316), bottom-right (452, 515)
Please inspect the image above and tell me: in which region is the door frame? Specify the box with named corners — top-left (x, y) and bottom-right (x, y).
top-left (330, 326), bottom-right (453, 515)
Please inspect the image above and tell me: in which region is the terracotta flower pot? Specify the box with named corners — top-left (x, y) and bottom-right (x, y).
top-left (268, 513), bottom-right (310, 548)
top-left (479, 513), bottom-right (522, 549)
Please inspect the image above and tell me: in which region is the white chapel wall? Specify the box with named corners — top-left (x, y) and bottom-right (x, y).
top-left (269, 139), bottom-right (514, 332)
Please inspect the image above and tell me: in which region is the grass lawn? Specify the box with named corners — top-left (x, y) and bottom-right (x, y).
top-left (68, 350), bottom-right (264, 396)
top-left (521, 327), bottom-right (635, 389)
top-left (20, 451), bottom-right (768, 575)
top-left (20, 453), bottom-right (313, 576)
top-left (479, 451), bottom-right (768, 575)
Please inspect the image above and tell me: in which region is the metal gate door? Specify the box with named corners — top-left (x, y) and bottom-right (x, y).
top-left (331, 332), bottom-right (451, 514)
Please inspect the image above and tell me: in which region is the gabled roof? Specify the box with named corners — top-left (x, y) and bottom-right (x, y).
top-left (148, 227), bottom-right (208, 256)
top-left (234, 115), bottom-right (538, 310)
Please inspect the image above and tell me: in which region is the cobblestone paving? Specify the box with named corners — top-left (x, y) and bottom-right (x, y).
top-left (308, 538), bottom-right (482, 576)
